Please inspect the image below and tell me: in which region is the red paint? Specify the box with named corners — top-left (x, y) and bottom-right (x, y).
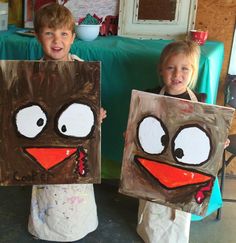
top-left (180, 100), bottom-right (194, 113)
top-left (75, 147), bottom-right (87, 176)
top-left (195, 179), bottom-right (213, 204)
top-left (25, 147), bottom-right (77, 170)
top-left (136, 157), bottom-right (211, 188)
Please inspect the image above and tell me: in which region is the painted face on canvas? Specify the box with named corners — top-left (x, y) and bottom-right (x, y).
top-left (120, 90), bottom-right (234, 216)
top-left (0, 61), bottom-right (101, 185)
top-left (160, 53), bottom-right (193, 95)
top-left (37, 26), bottom-right (75, 61)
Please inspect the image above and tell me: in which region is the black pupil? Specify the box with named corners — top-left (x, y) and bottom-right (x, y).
top-left (61, 125), bottom-right (67, 133)
top-left (175, 148), bottom-right (184, 159)
top-left (161, 134), bottom-right (168, 146)
top-left (37, 118), bottom-right (44, 127)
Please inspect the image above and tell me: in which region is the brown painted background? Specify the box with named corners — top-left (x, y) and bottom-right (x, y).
top-left (0, 61), bottom-right (101, 185)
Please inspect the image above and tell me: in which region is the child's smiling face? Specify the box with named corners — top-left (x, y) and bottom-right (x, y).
top-left (37, 26), bottom-right (75, 61)
top-left (160, 53), bottom-right (194, 95)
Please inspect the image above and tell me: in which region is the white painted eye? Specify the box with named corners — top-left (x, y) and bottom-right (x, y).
top-left (15, 105), bottom-right (47, 138)
top-left (172, 125), bottom-right (211, 165)
top-left (57, 103), bottom-right (95, 138)
top-left (138, 116), bottom-right (169, 154)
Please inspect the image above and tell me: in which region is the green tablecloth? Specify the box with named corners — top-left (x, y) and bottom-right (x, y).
top-left (0, 28), bottom-right (224, 178)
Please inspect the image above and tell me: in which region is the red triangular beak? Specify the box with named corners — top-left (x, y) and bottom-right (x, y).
top-left (135, 156), bottom-right (212, 189)
top-left (24, 147), bottom-right (77, 170)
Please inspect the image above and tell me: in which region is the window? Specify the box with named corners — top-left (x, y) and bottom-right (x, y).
top-left (118, 0), bottom-right (198, 39)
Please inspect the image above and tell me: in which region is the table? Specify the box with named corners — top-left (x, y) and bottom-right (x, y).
top-left (0, 28), bottom-right (224, 178)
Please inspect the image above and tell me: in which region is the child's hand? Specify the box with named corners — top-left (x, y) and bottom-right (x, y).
top-left (224, 138), bottom-right (230, 149)
top-left (100, 107), bottom-right (107, 124)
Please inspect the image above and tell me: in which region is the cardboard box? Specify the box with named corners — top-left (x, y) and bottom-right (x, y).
top-left (0, 2), bottom-right (8, 31)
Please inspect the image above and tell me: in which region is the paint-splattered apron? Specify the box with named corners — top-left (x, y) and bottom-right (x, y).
top-left (28, 54), bottom-right (98, 242)
top-left (136, 87), bottom-right (197, 243)
top-left (28, 184), bottom-right (98, 242)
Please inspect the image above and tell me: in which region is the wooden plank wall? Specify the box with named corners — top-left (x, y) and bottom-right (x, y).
top-left (195, 0), bottom-right (236, 175)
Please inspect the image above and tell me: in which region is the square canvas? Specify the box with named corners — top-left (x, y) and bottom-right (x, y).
top-left (120, 90), bottom-right (234, 216)
top-left (63, 0), bottom-right (119, 20)
top-left (0, 60), bottom-right (101, 185)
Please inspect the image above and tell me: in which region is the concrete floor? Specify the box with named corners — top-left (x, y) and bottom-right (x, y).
top-left (0, 177), bottom-right (235, 243)
top-left (190, 177), bottom-right (236, 243)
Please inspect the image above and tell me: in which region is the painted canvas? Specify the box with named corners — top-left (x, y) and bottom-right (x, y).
top-left (62, 0), bottom-right (119, 20)
top-left (24, 0), bottom-right (57, 28)
top-left (120, 90), bottom-right (234, 216)
top-left (0, 60), bottom-right (101, 185)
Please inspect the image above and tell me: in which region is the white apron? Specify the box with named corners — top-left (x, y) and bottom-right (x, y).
top-left (28, 184), bottom-right (98, 242)
top-left (28, 54), bottom-right (98, 242)
top-left (137, 87), bottom-right (198, 243)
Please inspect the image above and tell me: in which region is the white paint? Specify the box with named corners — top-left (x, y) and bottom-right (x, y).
top-left (138, 116), bottom-right (166, 154)
top-left (57, 103), bottom-right (95, 137)
top-left (173, 126), bottom-right (211, 165)
top-left (15, 105), bottom-right (47, 138)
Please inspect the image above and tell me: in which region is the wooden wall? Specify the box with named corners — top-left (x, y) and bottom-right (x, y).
top-left (195, 0), bottom-right (236, 104)
top-left (195, 0), bottom-right (236, 175)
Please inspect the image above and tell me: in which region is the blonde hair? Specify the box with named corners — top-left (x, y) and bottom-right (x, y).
top-left (34, 3), bottom-right (75, 34)
top-left (159, 40), bottom-right (200, 89)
